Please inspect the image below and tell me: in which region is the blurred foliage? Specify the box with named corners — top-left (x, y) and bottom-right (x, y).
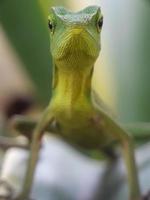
top-left (132, 0), bottom-right (150, 121)
top-left (101, 0), bottom-right (150, 122)
top-left (0, 0), bottom-right (64, 106)
top-left (39, 0), bottom-right (65, 17)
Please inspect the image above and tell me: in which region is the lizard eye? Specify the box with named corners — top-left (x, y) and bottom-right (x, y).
top-left (48, 19), bottom-right (54, 33)
top-left (97, 17), bottom-right (103, 31)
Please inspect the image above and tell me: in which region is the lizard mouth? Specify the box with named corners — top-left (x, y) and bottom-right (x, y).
top-left (51, 27), bottom-right (100, 61)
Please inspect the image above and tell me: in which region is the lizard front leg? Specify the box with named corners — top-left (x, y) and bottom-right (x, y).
top-left (121, 134), bottom-right (140, 200)
top-left (14, 107), bottom-right (54, 200)
top-left (94, 110), bottom-right (141, 200)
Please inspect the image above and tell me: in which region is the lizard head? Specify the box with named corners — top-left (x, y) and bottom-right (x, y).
top-left (48, 6), bottom-right (103, 69)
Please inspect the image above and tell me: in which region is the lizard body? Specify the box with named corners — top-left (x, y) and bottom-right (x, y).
top-left (47, 6), bottom-right (114, 149)
top-left (12, 5), bottom-right (141, 200)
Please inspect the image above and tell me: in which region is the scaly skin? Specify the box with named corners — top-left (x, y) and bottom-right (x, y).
top-left (10, 6), bottom-right (142, 200)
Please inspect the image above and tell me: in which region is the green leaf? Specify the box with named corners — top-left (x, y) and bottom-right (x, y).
top-left (0, 0), bottom-right (52, 105)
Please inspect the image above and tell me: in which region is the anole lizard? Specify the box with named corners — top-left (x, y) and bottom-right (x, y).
top-left (9, 6), bottom-right (142, 200)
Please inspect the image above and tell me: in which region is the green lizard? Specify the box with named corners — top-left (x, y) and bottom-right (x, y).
top-left (9, 5), bottom-right (142, 200)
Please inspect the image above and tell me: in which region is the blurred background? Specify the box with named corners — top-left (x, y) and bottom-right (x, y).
top-left (0, 0), bottom-right (150, 199)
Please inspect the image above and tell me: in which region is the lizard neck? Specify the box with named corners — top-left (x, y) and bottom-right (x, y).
top-left (51, 62), bottom-right (93, 107)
